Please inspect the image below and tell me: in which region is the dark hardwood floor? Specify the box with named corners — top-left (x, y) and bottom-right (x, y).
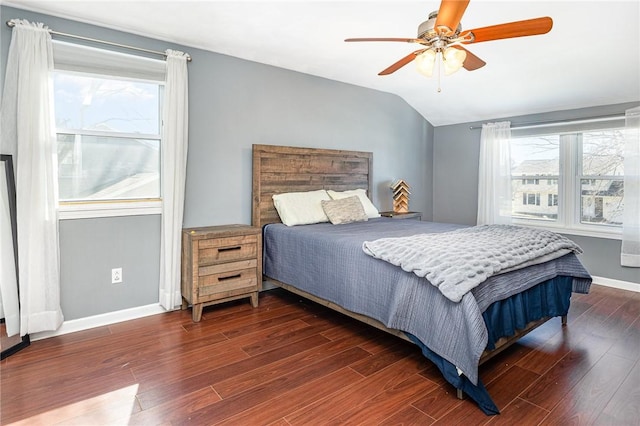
top-left (1, 284), bottom-right (639, 425)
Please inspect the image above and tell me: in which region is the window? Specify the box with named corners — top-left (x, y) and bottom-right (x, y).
top-left (511, 135), bottom-right (559, 222)
top-left (522, 178), bottom-right (540, 185)
top-left (51, 41), bottom-right (167, 218)
top-left (510, 125), bottom-right (625, 237)
top-left (578, 131), bottom-right (624, 225)
top-left (523, 193), bottom-right (541, 206)
top-left (53, 73), bottom-right (161, 202)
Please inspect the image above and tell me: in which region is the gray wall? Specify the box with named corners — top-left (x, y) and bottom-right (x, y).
top-left (1, 6), bottom-right (433, 321)
top-left (58, 216), bottom-right (161, 319)
top-left (185, 50), bottom-right (433, 226)
top-left (433, 102), bottom-right (640, 286)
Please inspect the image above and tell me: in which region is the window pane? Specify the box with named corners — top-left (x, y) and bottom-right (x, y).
top-left (511, 136), bottom-right (560, 175)
top-left (580, 179), bottom-right (624, 225)
top-left (581, 130), bottom-right (624, 176)
top-left (511, 136), bottom-right (560, 221)
top-left (53, 73), bottom-right (160, 135)
top-left (580, 129), bottom-right (624, 227)
top-left (57, 134), bottom-right (160, 201)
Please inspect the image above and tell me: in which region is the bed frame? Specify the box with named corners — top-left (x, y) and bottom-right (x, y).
top-left (251, 143), bottom-right (563, 385)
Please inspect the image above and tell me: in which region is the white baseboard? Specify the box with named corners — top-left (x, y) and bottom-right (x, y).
top-left (591, 276), bottom-right (640, 293)
top-left (31, 303), bottom-right (168, 341)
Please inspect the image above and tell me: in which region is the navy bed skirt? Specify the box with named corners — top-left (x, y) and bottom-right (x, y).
top-left (483, 276), bottom-right (573, 350)
top-left (408, 275), bottom-right (575, 415)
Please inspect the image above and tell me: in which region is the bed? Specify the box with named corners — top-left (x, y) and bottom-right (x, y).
top-left (251, 144), bottom-right (592, 414)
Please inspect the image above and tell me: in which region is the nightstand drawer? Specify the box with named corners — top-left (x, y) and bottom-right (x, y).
top-left (199, 258), bottom-right (257, 276)
top-left (198, 235), bottom-right (257, 265)
top-left (198, 267), bottom-right (258, 297)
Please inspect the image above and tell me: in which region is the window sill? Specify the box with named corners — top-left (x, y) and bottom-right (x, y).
top-left (512, 220), bottom-right (622, 241)
top-left (59, 200), bottom-right (161, 220)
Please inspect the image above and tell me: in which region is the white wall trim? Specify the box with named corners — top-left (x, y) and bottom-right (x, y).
top-left (591, 276), bottom-right (640, 293)
top-left (59, 200), bottom-right (162, 220)
top-left (31, 303), bottom-right (168, 341)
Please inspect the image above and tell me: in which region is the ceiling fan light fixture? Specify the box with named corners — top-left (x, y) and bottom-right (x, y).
top-left (415, 49), bottom-right (437, 77)
top-left (442, 47), bottom-right (467, 75)
top-left (345, 2), bottom-right (552, 78)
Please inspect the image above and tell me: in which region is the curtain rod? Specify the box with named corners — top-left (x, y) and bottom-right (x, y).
top-left (6, 20), bottom-right (191, 62)
top-left (468, 113), bottom-right (625, 130)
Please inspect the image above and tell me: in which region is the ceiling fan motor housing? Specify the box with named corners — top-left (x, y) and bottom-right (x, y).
top-left (417, 11), bottom-right (462, 41)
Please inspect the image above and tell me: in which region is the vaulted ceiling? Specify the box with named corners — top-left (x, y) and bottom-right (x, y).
top-left (5, 1), bottom-right (640, 126)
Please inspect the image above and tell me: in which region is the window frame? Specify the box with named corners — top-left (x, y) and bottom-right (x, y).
top-left (511, 126), bottom-right (624, 240)
top-left (50, 42), bottom-right (166, 220)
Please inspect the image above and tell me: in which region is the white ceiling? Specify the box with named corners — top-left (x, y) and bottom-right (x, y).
top-left (4, 1), bottom-right (640, 126)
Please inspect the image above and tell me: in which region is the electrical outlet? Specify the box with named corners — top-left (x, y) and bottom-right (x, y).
top-left (112, 268), bottom-right (122, 284)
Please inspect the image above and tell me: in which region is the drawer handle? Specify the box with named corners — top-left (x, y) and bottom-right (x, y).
top-left (218, 246), bottom-right (242, 252)
top-left (218, 273), bottom-right (241, 282)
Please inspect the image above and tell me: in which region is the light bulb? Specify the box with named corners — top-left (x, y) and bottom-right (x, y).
top-left (415, 49), bottom-right (436, 77)
top-left (442, 47), bottom-right (467, 76)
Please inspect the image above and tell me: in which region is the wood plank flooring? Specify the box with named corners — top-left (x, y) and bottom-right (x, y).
top-left (1, 284), bottom-right (639, 425)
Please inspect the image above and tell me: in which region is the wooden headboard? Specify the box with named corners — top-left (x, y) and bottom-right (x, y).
top-left (252, 144), bottom-right (373, 228)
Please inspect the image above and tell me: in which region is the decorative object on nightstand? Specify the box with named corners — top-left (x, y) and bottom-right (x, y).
top-left (181, 224), bottom-right (262, 322)
top-left (390, 179), bottom-right (411, 213)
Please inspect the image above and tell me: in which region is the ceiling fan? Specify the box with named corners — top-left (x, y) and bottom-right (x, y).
top-left (345, 0), bottom-right (553, 79)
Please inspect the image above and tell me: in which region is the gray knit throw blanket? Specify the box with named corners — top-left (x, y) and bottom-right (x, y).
top-left (362, 224), bottom-right (583, 302)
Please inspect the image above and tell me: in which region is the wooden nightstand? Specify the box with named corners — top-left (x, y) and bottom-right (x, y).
top-left (379, 211), bottom-right (422, 220)
top-left (181, 224), bottom-right (262, 322)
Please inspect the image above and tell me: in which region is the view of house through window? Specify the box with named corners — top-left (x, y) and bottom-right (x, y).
top-left (579, 131), bottom-right (624, 225)
top-left (511, 135), bottom-right (560, 222)
top-left (53, 72), bottom-right (161, 202)
top-left (510, 128), bottom-right (625, 231)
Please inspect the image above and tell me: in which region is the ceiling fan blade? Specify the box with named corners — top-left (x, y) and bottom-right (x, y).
top-left (378, 49), bottom-right (426, 75)
top-left (461, 17), bottom-right (553, 44)
top-left (450, 45), bottom-right (486, 70)
top-left (345, 37), bottom-right (420, 43)
top-left (435, 0), bottom-right (470, 36)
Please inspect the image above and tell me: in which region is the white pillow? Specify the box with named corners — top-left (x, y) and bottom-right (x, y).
top-left (327, 189), bottom-right (381, 218)
top-left (272, 190), bottom-right (331, 226)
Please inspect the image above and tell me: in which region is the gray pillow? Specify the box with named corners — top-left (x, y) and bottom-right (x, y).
top-left (321, 196), bottom-right (368, 225)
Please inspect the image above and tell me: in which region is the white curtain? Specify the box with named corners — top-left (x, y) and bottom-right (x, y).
top-left (0, 20), bottom-right (64, 335)
top-left (621, 106), bottom-right (640, 267)
top-left (477, 121), bottom-right (512, 226)
top-left (159, 50), bottom-right (189, 310)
